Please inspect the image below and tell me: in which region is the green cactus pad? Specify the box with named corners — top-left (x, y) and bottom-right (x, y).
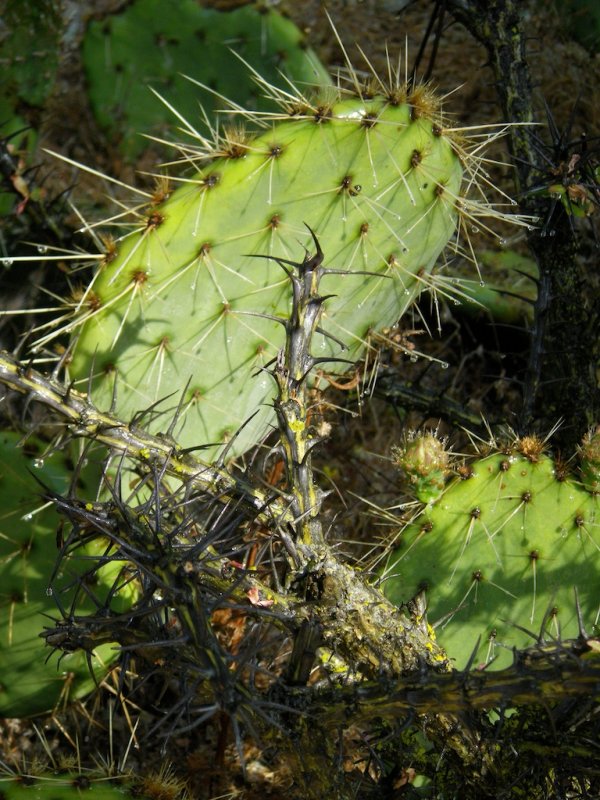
top-left (453, 248), bottom-right (537, 324)
top-left (66, 83), bottom-right (471, 460)
top-left (82, 0), bottom-right (331, 157)
top-left (0, 432), bottom-right (132, 717)
top-left (1, 0), bottom-right (61, 109)
top-left (382, 449), bottom-right (600, 670)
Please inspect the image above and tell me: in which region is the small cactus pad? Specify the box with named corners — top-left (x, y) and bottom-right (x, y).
top-left (82, 0), bottom-right (331, 157)
top-left (67, 85), bottom-right (470, 460)
top-left (0, 769), bottom-right (188, 799)
top-left (0, 432), bottom-right (131, 717)
top-left (382, 448), bottom-right (600, 670)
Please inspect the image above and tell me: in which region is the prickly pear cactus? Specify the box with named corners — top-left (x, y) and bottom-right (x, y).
top-left (0, 432), bottom-right (131, 717)
top-left (82, 0), bottom-right (331, 157)
top-left (61, 75), bottom-right (496, 460)
top-left (382, 441), bottom-right (600, 670)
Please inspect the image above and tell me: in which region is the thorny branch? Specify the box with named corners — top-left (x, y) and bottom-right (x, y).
top-left (0, 348), bottom-right (290, 525)
top-left (447, 0), bottom-right (600, 449)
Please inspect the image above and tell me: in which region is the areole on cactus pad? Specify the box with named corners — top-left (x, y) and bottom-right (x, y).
top-left (39, 51), bottom-right (521, 461)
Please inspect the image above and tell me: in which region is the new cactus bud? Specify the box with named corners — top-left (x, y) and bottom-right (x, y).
top-left (392, 431), bottom-right (450, 503)
top-left (579, 425), bottom-right (600, 493)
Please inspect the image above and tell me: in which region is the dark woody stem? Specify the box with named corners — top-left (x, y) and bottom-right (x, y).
top-left (271, 227), bottom-right (328, 553)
